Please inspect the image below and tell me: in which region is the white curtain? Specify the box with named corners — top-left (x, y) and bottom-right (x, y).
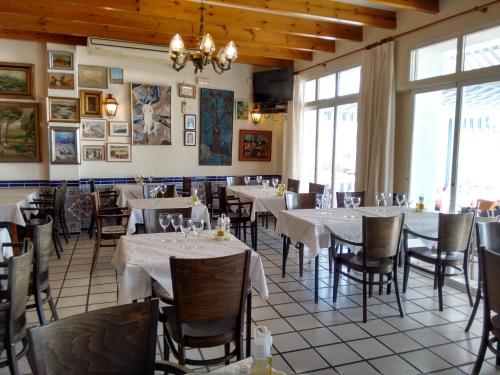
top-left (283, 74), bottom-right (304, 185)
top-left (355, 41), bottom-right (396, 205)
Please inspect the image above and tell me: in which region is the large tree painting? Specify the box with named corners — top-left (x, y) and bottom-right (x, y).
top-left (199, 88), bottom-right (234, 165)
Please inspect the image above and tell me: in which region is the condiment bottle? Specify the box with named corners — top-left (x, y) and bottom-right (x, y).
top-left (224, 216), bottom-right (231, 239)
top-left (417, 194), bottom-right (425, 211)
top-left (216, 215), bottom-right (225, 237)
top-left (252, 326), bottom-right (272, 375)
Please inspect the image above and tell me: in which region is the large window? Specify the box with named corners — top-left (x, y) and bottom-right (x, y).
top-left (300, 67), bottom-right (360, 199)
top-left (409, 25), bottom-right (500, 211)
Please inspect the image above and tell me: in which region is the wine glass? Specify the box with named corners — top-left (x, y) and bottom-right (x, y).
top-left (375, 192), bottom-right (385, 208)
top-left (244, 176), bottom-right (250, 186)
top-left (343, 193), bottom-right (352, 217)
top-left (406, 196), bottom-right (413, 208)
top-left (262, 180), bottom-right (269, 189)
top-left (134, 175), bottom-right (140, 184)
top-left (159, 184), bottom-right (167, 198)
top-left (180, 218), bottom-right (193, 238)
top-left (159, 213), bottom-right (171, 234)
top-left (351, 196), bottom-right (361, 210)
top-left (272, 178), bottom-right (279, 189)
top-left (171, 213), bottom-right (182, 241)
top-left (192, 219), bottom-right (204, 238)
top-left (149, 189), bottom-right (157, 199)
top-left (396, 194), bottom-right (406, 208)
top-left (148, 175), bottom-right (153, 183)
top-left (256, 176), bottom-right (262, 185)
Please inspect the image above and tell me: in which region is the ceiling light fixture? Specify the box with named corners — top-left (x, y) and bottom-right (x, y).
top-left (169, 0), bottom-right (238, 74)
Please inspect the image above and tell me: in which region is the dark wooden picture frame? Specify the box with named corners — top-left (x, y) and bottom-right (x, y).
top-left (184, 130), bottom-right (196, 146)
top-left (79, 89), bottom-right (103, 118)
top-left (239, 129), bottom-right (272, 162)
top-left (0, 62), bottom-right (35, 99)
top-left (184, 114), bottom-right (196, 130)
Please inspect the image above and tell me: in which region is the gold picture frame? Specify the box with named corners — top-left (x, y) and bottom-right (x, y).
top-left (178, 83), bottom-right (196, 99)
top-left (79, 89), bottom-right (102, 118)
top-left (0, 62), bottom-right (35, 99)
top-left (82, 145), bottom-right (105, 161)
top-left (47, 97), bottom-right (79, 123)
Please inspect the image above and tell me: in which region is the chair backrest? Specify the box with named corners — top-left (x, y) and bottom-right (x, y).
top-left (7, 240), bottom-right (34, 340)
top-left (476, 221), bottom-right (500, 253)
top-left (91, 192), bottom-right (103, 232)
top-left (182, 177), bottom-right (192, 194)
top-left (217, 186), bottom-right (229, 214)
top-left (438, 212), bottom-right (475, 254)
top-left (287, 178), bottom-right (300, 193)
top-left (284, 193), bottom-right (316, 210)
top-left (235, 176), bottom-right (246, 186)
top-left (165, 184), bottom-right (176, 198)
top-left (27, 300), bottom-right (159, 375)
top-left (309, 182), bottom-right (326, 194)
top-left (336, 191), bottom-right (366, 208)
top-left (363, 215), bottom-right (404, 260)
top-left (32, 216), bottom-right (54, 290)
top-left (476, 199), bottom-right (498, 217)
top-left (204, 181), bottom-right (214, 205)
top-left (143, 208), bottom-right (193, 234)
top-left (89, 179), bottom-right (96, 193)
top-left (53, 185), bottom-right (64, 214)
top-left (171, 251), bottom-right (250, 326)
top-left (479, 247), bottom-right (500, 318)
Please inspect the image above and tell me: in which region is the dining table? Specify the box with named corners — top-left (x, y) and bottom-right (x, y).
top-left (125, 197), bottom-right (211, 235)
top-left (0, 188), bottom-right (39, 240)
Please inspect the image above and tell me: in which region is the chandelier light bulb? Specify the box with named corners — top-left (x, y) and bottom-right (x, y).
top-left (217, 48), bottom-right (227, 65)
top-left (224, 41), bottom-right (238, 62)
top-left (169, 34), bottom-right (185, 56)
top-left (199, 33), bottom-right (215, 55)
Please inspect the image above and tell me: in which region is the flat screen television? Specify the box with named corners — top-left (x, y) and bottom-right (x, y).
top-left (253, 68), bottom-right (293, 104)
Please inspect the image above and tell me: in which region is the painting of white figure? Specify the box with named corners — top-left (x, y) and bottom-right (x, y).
top-left (131, 83), bottom-right (171, 145)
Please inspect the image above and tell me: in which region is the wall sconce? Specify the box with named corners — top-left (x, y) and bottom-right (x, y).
top-left (250, 105), bottom-right (262, 125)
top-left (104, 94), bottom-right (118, 117)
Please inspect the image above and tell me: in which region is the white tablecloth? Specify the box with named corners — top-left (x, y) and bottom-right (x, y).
top-left (126, 197), bottom-right (211, 235)
top-left (112, 230), bottom-right (268, 304)
top-left (115, 184), bottom-right (147, 207)
top-left (276, 206), bottom-right (439, 257)
top-left (0, 228), bottom-right (12, 259)
top-left (226, 185), bottom-right (286, 221)
top-left (0, 188), bottom-right (39, 226)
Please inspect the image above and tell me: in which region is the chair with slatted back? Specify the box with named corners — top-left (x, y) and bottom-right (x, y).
top-left (165, 184), bottom-right (176, 198)
top-left (465, 221), bottom-right (500, 332)
top-left (88, 179), bottom-right (120, 238)
top-left (204, 181), bottom-right (219, 221)
top-left (287, 178), bottom-right (300, 193)
top-left (0, 240), bottom-right (34, 375)
top-left (161, 251), bottom-right (250, 366)
top-left (143, 208), bottom-right (193, 234)
top-left (472, 247), bottom-right (500, 373)
top-left (235, 176), bottom-right (246, 186)
top-left (217, 186), bottom-right (252, 242)
top-left (332, 215), bottom-right (405, 322)
top-left (336, 191), bottom-right (366, 208)
top-left (27, 300), bottom-right (190, 375)
top-left (180, 177), bottom-right (192, 197)
top-left (403, 212), bottom-right (475, 311)
top-left (309, 182), bottom-right (326, 195)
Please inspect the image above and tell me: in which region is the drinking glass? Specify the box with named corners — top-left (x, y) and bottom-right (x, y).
top-left (171, 213), bottom-right (183, 241)
top-left (159, 213), bottom-right (171, 233)
top-left (159, 184), bottom-right (167, 198)
top-left (396, 194), bottom-right (406, 207)
top-left (272, 178), bottom-right (279, 189)
top-left (375, 192), bottom-right (385, 208)
top-left (256, 175), bottom-right (262, 185)
top-left (192, 219), bottom-right (204, 238)
top-left (134, 175), bottom-right (140, 184)
top-left (262, 180), bottom-right (269, 189)
top-left (343, 193), bottom-right (352, 217)
top-left (406, 196), bottom-right (413, 208)
top-left (180, 218), bottom-right (193, 238)
top-left (351, 196), bottom-right (361, 210)
top-left (148, 175), bottom-right (153, 183)
top-left (244, 176), bottom-right (250, 186)
top-left (150, 189), bottom-right (157, 199)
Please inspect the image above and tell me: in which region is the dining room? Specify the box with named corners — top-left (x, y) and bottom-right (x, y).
top-left (0, 0), bottom-right (499, 374)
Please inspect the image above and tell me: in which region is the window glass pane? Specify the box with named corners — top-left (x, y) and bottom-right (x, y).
top-left (300, 110), bottom-right (317, 190)
top-left (304, 79), bottom-right (316, 102)
top-left (456, 81), bottom-right (500, 210)
top-left (338, 67), bottom-right (361, 96)
top-left (411, 39), bottom-right (457, 81)
top-left (410, 89), bottom-right (456, 211)
top-left (316, 108), bottom-right (334, 187)
top-left (318, 74), bottom-right (336, 100)
top-left (334, 103), bottom-right (358, 205)
top-left (463, 25), bottom-right (500, 71)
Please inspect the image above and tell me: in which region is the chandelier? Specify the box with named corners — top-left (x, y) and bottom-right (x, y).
top-left (169, 0), bottom-right (238, 74)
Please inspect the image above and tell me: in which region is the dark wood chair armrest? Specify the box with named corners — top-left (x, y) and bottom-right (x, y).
top-left (330, 233), bottom-right (363, 249)
top-left (1, 242), bottom-right (24, 249)
top-left (98, 212), bottom-right (131, 219)
top-left (403, 227), bottom-right (438, 242)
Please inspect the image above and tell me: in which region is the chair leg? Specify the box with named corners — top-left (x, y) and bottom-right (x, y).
top-left (368, 274), bottom-right (374, 297)
top-left (465, 285), bottom-right (481, 332)
top-left (282, 237), bottom-right (289, 278)
top-left (433, 264), bottom-right (439, 290)
top-left (314, 255), bottom-right (319, 304)
top-left (6, 342), bottom-right (20, 375)
top-left (178, 343), bottom-right (185, 366)
top-left (163, 325), bottom-right (170, 361)
top-left (362, 271), bottom-right (367, 323)
top-left (298, 244), bottom-right (304, 277)
top-left (328, 247), bottom-right (333, 273)
top-left (393, 268), bottom-right (404, 318)
top-left (471, 324), bottom-right (489, 375)
top-left (437, 265), bottom-right (445, 311)
top-left (402, 254), bottom-right (410, 293)
top-left (224, 343), bottom-right (230, 365)
top-left (48, 293), bottom-right (59, 321)
top-left (246, 290), bottom-right (252, 358)
top-left (333, 263), bottom-right (340, 303)
top-left (34, 290), bottom-right (46, 325)
top-left (88, 216), bottom-right (95, 238)
top-left (387, 274), bottom-right (392, 295)
top-left (52, 231), bottom-right (61, 259)
top-left (243, 221), bottom-right (247, 243)
top-left (378, 274), bottom-right (384, 295)
top-left (463, 255), bottom-right (474, 306)
top-left (90, 235), bottom-right (101, 275)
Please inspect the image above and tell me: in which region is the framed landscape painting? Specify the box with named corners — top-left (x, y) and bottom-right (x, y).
top-left (0, 62), bottom-right (34, 99)
top-left (199, 88), bottom-right (234, 166)
top-left (107, 143), bottom-right (131, 162)
top-left (48, 51), bottom-right (73, 70)
top-left (81, 118), bottom-right (107, 141)
top-left (239, 129), bottom-right (272, 161)
top-left (0, 102), bottom-right (40, 162)
top-left (50, 127), bottom-right (80, 164)
top-left (131, 83), bottom-right (171, 145)
top-left (48, 72), bottom-right (74, 90)
top-left (235, 99), bottom-right (249, 120)
top-left (109, 67), bottom-right (123, 84)
top-left (78, 65), bottom-right (108, 89)
top-left (82, 145), bottom-right (105, 161)
top-left (48, 97), bottom-right (79, 123)
top-left (109, 121), bottom-right (129, 137)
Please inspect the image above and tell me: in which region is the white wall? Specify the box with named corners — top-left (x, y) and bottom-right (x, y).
top-left (0, 40), bottom-right (283, 181)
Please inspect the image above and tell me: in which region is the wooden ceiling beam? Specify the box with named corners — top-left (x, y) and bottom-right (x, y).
top-left (363, 0), bottom-right (439, 13)
top-left (235, 56), bottom-right (293, 68)
top-left (200, 0), bottom-right (397, 29)
top-left (0, 29), bottom-right (86, 45)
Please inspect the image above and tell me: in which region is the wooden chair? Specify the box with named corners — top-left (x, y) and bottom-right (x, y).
top-left (164, 184), bottom-right (176, 198)
top-left (465, 221), bottom-right (500, 332)
top-left (204, 181), bottom-right (219, 220)
top-left (27, 300), bottom-right (189, 375)
top-left (0, 240), bottom-right (34, 375)
top-left (403, 212), bottom-right (475, 311)
top-left (287, 178), bottom-right (300, 193)
top-left (59, 181), bottom-right (71, 241)
top-left (143, 208), bottom-right (193, 234)
top-left (88, 179), bottom-right (119, 238)
top-left (235, 176), bottom-right (246, 186)
top-left (90, 192), bottom-right (130, 275)
top-left (331, 215), bottom-right (405, 322)
top-left (217, 186), bottom-right (253, 242)
top-left (472, 247), bottom-right (500, 374)
top-left (161, 251), bottom-right (250, 366)
top-left (309, 182), bottom-right (326, 195)
top-left (180, 177), bottom-right (192, 197)
top-left (336, 191), bottom-right (366, 208)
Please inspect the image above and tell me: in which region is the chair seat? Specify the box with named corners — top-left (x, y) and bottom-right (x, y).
top-left (162, 306), bottom-right (236, 348)
top-left (408, 247), bottom-right (464, 265)
top-left (102, 225), bottom-right (127, 234)
top-left (152, 281), bottom-right (173, 304)
top-left (337, 253), bottom-right (394, 274)
top-left (492, 314), bottom-right (500, 338)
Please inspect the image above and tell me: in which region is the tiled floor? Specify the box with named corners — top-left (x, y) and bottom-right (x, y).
top-left (3, 224), bottom-right (500, 374)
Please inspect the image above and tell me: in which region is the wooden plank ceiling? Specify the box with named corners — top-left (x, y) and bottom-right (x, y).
top-left (0, 0), bottom-right (439, 67)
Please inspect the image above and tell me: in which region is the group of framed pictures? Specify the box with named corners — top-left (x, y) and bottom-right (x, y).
top-left (79, 119), bottom-right (131, 162)
top-left (184, 114), bottom-right (196, 146)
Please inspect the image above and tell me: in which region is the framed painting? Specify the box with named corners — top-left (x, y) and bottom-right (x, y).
top-left (48, 51), bottom-right (73, 70)
top-left (0, 102), bottom-right (40, 162)
top-left (48, 72), bottom-right (74, 90)
top-left (82, 145), bottom-right (105, 161)
top-left (109, 121), bottom-right (129, 137)
top-left (235, 99), bottom-right (249, 120)
top-left (81, 118), bottom-right (107, 141)
top-left (184, 114), bottom-right (196, 130)
top-left (199, 88), bottom-right (234, 166)
top-left (48, 97), bottom-right (79, 123)
top-left (50, 127), bottom-right (80, 164)
top-left (0, 62), bottom-right (34, 99)
top-left (78, 65), bottom-right (108, 89)
top-left (178, 83), bottom-right (196, 99)
top-left (107, 143), bottom-right (131, 162)
top-left (109, 67), bottom-right (123, 84)
top-left (131, 83), bottom-right (171, 145)
top-left (79, 89), bottom-right (102, 118)
top-left (239, 129), bottom-right (272, 161)
top-left (184, 130), bottom-right (196, 146)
